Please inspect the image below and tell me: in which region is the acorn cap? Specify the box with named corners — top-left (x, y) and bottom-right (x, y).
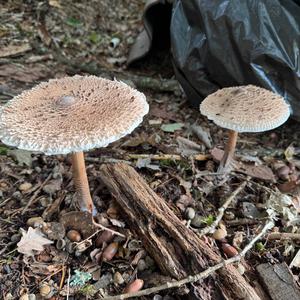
top-left (0, 75), bottom-right (149, 155)
top-left (200, 85), bottom-right (290, 133)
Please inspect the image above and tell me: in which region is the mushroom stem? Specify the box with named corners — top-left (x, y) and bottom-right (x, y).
top-left (218, 130), bottom-right (238, 172)
top-left (71, 152), bottom-right (95, 214)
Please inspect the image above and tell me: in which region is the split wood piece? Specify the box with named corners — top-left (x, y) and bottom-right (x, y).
top-left (127, 153), bottom-right (209, 161)
top-left (99, 162), bottom-right (261, 300)
top-left (71, 152), bottom-right (94, 213)
top-left (257, 262), bottom-right (300, 300)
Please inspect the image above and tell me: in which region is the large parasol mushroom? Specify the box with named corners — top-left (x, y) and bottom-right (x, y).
top-left (200, 85), bottom-right (290, 174)
top-left (0, 75), bottom-right (149, 214)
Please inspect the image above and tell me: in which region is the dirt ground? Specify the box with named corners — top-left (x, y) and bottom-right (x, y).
top-left (1, 1), bottom-right (300, 300)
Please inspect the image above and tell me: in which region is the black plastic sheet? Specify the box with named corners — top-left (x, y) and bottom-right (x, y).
top-left (170, 0), bottom-right (300, 119)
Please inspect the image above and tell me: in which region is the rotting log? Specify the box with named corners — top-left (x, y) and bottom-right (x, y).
top-left (99, 163), bottom-right (261, 300)
top-left (257, 263), bottom-right (300, 300)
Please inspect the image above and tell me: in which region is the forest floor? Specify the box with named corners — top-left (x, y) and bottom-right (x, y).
top-left (1, 1), bottom-right (300, 300)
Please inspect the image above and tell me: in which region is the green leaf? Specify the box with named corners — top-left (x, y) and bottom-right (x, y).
top-left (161, 123), bottom-right (184, 133)
top-left (255, 242), bottom-right (265, 252)
top-left (66, 17), bottom-right (82, 27)
top-left (202, 215), bottom-right (214, 226)
top-left (88, 32), bottom-right (101, 44)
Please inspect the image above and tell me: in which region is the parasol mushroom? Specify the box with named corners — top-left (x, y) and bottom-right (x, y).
top-left (200, 85), bottom-right (290, 174)
top-left (0, 75), bottom-right (149, 214)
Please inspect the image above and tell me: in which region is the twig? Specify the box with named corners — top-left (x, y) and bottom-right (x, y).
top-left (127, 153), bottom-right (209, 161)
top-left (75, 228), bottom-right (102, 247)
top-left (59, 266), bottom-right (66, 290)
top-left (199, 181), bottom-right (248, 236)
top-left (22, 173), bottom-right (52, 215)
top-left (92, 219), bottom-right (125, 238)
top-left (66, 267), bottom-right (71, 300)
top-left (267, 232), bottom-right (300, 241)
top-left (225, 218), bottom-right (261, 227)
top-left (100, 219), bottom-right (274, 300)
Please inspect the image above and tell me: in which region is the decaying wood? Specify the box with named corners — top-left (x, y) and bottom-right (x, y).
top-left (100, 163), bottom-right (261, 300)
top-left (257, 263), bottom-right (300, 300)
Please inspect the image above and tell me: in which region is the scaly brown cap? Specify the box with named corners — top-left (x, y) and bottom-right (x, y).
top-left (0, 75), bottom-right (149, 154)
top-left (200, 85), bottom-right (290, 132)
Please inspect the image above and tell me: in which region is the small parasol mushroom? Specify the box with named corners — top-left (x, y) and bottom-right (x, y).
top-left (0, 75), bottom-right (149, 214)
top-left (200, 85), bottom-right (290, 174)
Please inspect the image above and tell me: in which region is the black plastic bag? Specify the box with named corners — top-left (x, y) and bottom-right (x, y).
top-left (171, 0), bottom-right (300, 119)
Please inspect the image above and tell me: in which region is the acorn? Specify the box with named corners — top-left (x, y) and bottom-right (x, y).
top-left (39, 284), bottom-right (52, 298)
top-left (95, 230), bottom-right (114, 247)
top-left (102, 242), bottom-right (119, 261)
top-left (222, 243), bottom-right (238, 257)
top-left (114, 271), bottom-right (125, 285)
top-left (123, 279), bottom-right (144, 293)
top-left (67, 230), bottom-right (81, 242)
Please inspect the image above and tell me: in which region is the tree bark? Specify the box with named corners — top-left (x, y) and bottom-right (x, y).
top-left (257, 263), bottom-right (300, 300)
top-left (99, 162), bottom-right (261, 300)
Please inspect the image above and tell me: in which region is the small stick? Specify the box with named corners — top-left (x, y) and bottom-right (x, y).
top-left (267, 232), bottom-right (300, 241)
top-left (92, 219), bottom-right (125, 238)
top-left (66, 268), bottom-right (71, 300)
top-left (21, 173), bottom-right (52, 214)
top-left (59, 266), bottom-right (66, 290)
top-left (199, 181), bottom-right (247, 236)
top-left (100, 219), bottom-right (274, 300)
top-left (127, 153), bottom-right (209, 161)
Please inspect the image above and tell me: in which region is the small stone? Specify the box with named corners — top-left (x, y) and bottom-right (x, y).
top-left (137, 259), bottom-right (147, 271)
top-left (19, 182), bottom-right (32, 192)
top-left (12, 191), bottom-right (22, 200)
top-left (191, 214), bottom-right (203, 228)
top-left (11, 233), bottom-right (21, 243)
top-left (113, 271), bottom-right (124, 285)
top-left (43, 222), bottom-right (65, 240)
top-left (34, 166), bottom-right (42, 173)
top-left (102, 242), bottom-right (119, 262)
top-left (185, 207), bottom-right (195, 220)
top-left (27, 217), bottom-right (44, 228)
top-left (153, 295), bottom-right (163, 300)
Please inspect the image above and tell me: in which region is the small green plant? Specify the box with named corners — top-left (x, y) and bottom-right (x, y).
top-left (66, 17), bottom-right (82, 27)
top-left (88, 32), bottom-right (101, 44)
top-left (202, 215), bottom-right (215, 226)
top-left (70, 270), bottom-right (92, 287)
top-left (256, 242), bottom-right (265, 252)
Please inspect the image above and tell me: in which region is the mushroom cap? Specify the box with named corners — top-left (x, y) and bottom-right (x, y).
top-left (200, 85), bottom-right (290, 133)
top-left (0, 75), bottom-right (149, 155)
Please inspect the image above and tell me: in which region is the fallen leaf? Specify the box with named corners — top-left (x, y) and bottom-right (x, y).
top-left (17, 227), bottom-right (53, 256)
top-left (210, 148), bottom-right (275, 182)
top-left (7, 149), bottom-right (32, 167)
top-left (176, 136), bottom-right (204, 157)
top-left (136, 158), bottom-right (160, 171)
top-left (161, 123), bottom-right (184, 133)
top-left (191, 124), bottom-right (212, 148)
top-left (290, 249), bottom-right (300, 268)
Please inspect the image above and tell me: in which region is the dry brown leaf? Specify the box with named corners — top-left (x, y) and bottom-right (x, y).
top-left (17, 227), bottom-right (53, 256)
